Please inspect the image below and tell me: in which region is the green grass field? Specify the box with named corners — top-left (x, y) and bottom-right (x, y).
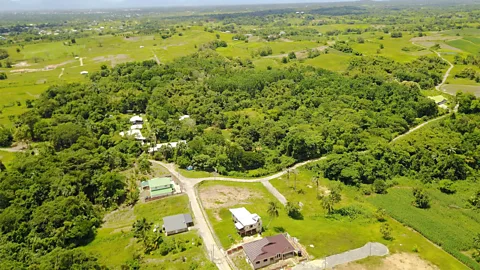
top-left (198, 176), bottom-right (467, 269)
top-left (0, 150), bottom-right (16, 166)
top-left (447, 39), bottom-right (480, 54)
top-left (369, 181), bottom-right (480, 270)
top-left (80, 195), bottom-right (215, 270)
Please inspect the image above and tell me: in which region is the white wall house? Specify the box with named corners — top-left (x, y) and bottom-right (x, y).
top-left (229, 207), bottom-right (262, 236)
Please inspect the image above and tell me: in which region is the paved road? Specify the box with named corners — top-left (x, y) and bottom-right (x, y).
top-left (293, 242), bottom-right (389, 270)
top-left (150, 160), bottom-right (231, 270)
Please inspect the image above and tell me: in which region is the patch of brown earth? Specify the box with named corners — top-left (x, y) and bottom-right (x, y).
top-left (200, 185), bottom-right (262, 221)
top-left (93, 54), bottom-right (131, 67)
top-left (410, 35), bottom-right (461, 42)
top-left (336, 253), bottom-right (439, 270)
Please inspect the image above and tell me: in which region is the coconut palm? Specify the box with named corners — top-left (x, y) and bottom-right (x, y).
top-left (267, 201), bottom-right (279, 228)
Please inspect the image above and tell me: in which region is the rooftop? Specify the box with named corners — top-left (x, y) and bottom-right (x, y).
top-left (428, 95), bottom-right (447, 104)
top-left (151, 187), bottom-right (173, 197)
top-left (163, 213), bottom-right (193, 233)
top-left (230, 207), bottom-right (261, 227)
top-left (242, 234), bottom-right (295, 263)
top-left (148, 177), bottom-right (172, 188)
top-left (130, 115), bottom-right (143, 122)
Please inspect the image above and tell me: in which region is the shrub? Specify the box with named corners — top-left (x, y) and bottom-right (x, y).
top-left (412, 187), bottom-right (431, 209)
top-left (380, 223), bottom-right (393, 240)
top-left (373, 179), bottom-right (388, 194)
top-left (439, 180), bottom-right (456, 194)
top-left (0, 72), bottom-right (7, 80)
top-left (0, 48), bottom-right (8, 60)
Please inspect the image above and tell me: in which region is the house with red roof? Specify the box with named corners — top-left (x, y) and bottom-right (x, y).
top-left (242, 234), bottom-right (296, 269)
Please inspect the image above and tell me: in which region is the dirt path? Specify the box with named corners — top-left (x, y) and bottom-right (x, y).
top-left (411, 42), bottom-right (454, 91)
top-left (152, 50), bottom-right (160, 65)
top-left (293, 242), bottom-right (388, 270)
top-left (80, 58), bottom-right (84, 66)
top-left (58, 68), bottom-right (64, 78)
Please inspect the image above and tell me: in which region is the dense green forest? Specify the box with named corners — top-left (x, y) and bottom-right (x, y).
top-left (17, 50), bottom-right (441, 177)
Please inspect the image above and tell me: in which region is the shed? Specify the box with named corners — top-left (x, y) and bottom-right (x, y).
top-left (163, 213), bottom-right (194, 236)
top-left (80, 71), bottom-right (89, 75)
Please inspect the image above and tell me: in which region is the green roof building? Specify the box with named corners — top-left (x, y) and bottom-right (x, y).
top-left (141, 177), bottom-right (174, 199)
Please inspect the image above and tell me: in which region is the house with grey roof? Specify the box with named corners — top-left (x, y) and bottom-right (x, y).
top-left (163, 213), bottom-right (194, 236)
top-left (242, 234), bottom-right (296, 269)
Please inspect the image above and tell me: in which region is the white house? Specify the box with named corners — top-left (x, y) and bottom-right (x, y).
top-left (130, 124), bottom-right (143, 130)
top-left (148, 140), bottom-right (187, 153)
top-left (120, 129), bottom-right (146, 141)
top-left (229, 207), bottom-right (262, 236)
top-left (80, 71), bottom-right (89, 75)
top-left (179, 115), bottom-right (190, 121)
top-left (129, 116), bottom-right (143, 124)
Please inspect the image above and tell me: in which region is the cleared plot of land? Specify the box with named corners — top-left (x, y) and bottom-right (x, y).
top-left (368, 184), bottom-right (480, 269)
top-left (80, 195), bottom-right (214, 270)
top-left (442, 84), bottom-right (480, 97)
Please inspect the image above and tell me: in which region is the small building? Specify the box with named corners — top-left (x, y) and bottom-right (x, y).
top-left (119, 129), bottom-right (146, 141)
top-left (130, 124), bottom-right (143, 130)
top-left (129, 115), bottom-right (143, 124)
top-left (242, 234), bottom-right (296, 269)
top-left (148, 140), bottom-right (187, 153)
top-left (229, 207), bottom-right (262, 236)
top-left (141, 177), bottom-right (174, 199)
top-left (179, 115), bottom-right (190, 121)
top-left (80, 71), bottom-right (89, 75)
top-left (428, 95), bottom-right (447, 106)
top-left (163, 213), bottom-right (194, 236)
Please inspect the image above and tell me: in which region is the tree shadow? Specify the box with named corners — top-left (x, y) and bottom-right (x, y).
top-left (288, 211), bottom-right (304, 220)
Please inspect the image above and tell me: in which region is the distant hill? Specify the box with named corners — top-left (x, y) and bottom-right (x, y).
top-left (0, 0), bottom-right (358, 11)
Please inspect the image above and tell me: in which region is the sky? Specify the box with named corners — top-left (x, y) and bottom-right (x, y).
top-left (0, 0), bottom-right (358, 11)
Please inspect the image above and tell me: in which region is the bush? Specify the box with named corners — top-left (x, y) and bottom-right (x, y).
top-left (380, 223), bottom-right (393, 240)
top-left (0, 126), bottom-right (13, 147)
top-left (391, 32), bottom-right (403, 38)
top-left (438, 180), bottom-right (456, 194)
top-left (412, 187), bottom-right (431, 209)
top-left (373, 179), bottom-right (388, 194)
top-left (0, 72), bottom-right (7, 80)
top-left (0, 49), bottom-right (8, 60)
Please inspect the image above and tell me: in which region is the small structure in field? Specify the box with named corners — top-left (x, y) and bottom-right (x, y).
top-left (141, 177), bottom-right (175, 199)
top-left (80, 71), bottom-right (89, 75)
top-left (229, 207), bottom-right (262, 236)
top-left (163, 213), bottom-right (194, 236)
top-left (242, 234), bottom-right (296, 269)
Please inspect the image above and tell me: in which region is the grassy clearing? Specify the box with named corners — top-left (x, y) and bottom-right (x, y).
top-left (447, 39), bottom-right (480, 54)
top-left (369, 181), bottom-right (480, 270)
top-left (0, 150), bottom-right (16, 166)
top-left (302, 50), bottom-right (351, 72)
top-left (80, 195), bottom-right (214, 269)
top-left (269, 167), bottom-right (468, 269)
top-left (198, 176), bottom-right (466, 269)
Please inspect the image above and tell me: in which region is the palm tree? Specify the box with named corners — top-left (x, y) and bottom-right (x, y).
top-left (312, 175), bottom-right (319, 199)
top-left (267, 201), bottom-right (279, 228)
top-left (293, 169), bottom-right (298, 191)
top-left (322, 196), bottom-right (334, 215)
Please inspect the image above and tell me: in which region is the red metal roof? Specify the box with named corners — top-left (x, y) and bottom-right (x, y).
top-left (242, 234), bottom-right (295, 262)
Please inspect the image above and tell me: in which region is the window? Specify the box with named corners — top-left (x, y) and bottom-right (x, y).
top-left (255, 261), bottom-right (260, 265)
top-left (263, 259), bottom-right (268, 262)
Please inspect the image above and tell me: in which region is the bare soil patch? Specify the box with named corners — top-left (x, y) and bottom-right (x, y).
top-left (442, 84), bottom-right (480, 97)
top-left (13, 61), bottom-right (31, 67)
top-left (93, 54), bottom-right (131, 67)
top-left (102, 206), bottom-right (135, 229)
top-left (414, 42), bottom-right (462, 52)
top-left (200, 185), bottom-right (262, 221)
top-left (411, 36), bottom-right (460, 42)
top-left (336, 253), bottom-right (439, 270)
